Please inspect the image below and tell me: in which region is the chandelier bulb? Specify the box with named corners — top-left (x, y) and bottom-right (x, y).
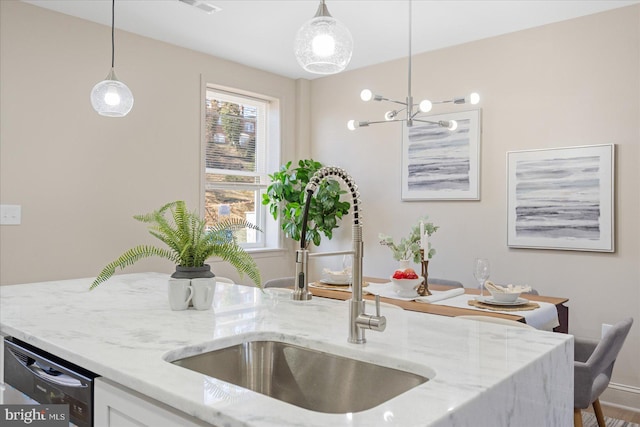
top-left (384, 111), bottom-right (397, 121)
top-left (418, 99), bottom-right (433, 113)
top-left (104, 87), bottom-right (121, 106)
top-left (469, 92), bottom-right (480, 105)
top-left (360, 89), bottom-right (373, 102)
top-left (347, 120), bottom-right (372, 130)
top-left (448, 120), bottom-right (458, 131)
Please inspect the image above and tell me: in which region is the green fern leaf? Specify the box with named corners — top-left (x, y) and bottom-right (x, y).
top-left (90, 245), bottom-right (178, 290)
top-left (91, 200), bottom-right (263, 290)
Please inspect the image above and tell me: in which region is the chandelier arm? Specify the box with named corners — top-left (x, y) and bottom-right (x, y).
top-left (410, 109), bottom-right (423, 120)
top-left (373, 119), bottom-right (403, 125)
top-left (368, 93), bottom-right (406, 105)
top-left (386, 99), bottom-right (409, 106)
top-left (367, 119), bottom-right (404, 126)
top-left (413, 118), bottom-right (451, 128)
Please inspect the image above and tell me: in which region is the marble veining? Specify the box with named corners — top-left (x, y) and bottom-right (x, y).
top-left (0, 272), bottom-right (573, 426)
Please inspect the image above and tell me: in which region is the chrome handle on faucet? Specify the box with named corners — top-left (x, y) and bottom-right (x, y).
top-left (355, 295), bottom-right (387, 333)
top-left (368, 295), bottom-right (387, 332)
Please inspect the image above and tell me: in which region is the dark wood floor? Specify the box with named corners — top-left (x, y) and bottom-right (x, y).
top-left (584, 403), bottom-right (640, 423)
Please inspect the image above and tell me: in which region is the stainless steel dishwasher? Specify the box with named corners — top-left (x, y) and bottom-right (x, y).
top-left (2, 337), bottom-right (98, 427)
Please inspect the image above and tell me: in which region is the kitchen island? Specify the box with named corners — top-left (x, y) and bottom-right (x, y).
top-left (1, 272), bottom-right (573, 426)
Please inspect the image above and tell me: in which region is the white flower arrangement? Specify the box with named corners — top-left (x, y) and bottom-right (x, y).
top-left (379, 217), bottom-right (438, 264)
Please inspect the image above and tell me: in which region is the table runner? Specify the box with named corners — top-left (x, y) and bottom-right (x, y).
top-left (365, 282), bottom-right (559, 331)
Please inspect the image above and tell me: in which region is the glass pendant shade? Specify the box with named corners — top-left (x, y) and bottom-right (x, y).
top-left (91, 68), bottom-right (134, 117)
top-left (294, 3), bottom-right (353, 75)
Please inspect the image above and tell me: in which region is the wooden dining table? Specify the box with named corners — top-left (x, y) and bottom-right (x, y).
top-left (309, 277), bottom-right (569, 333)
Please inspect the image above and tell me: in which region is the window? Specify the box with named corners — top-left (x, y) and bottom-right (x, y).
top-left (203, 86), bottom-right (280, 250)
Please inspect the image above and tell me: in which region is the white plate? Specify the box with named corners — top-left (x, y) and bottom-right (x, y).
top-left (477, 296), bottom-right (529, 306)
top-left (319, 278), bottom-right (351, 286)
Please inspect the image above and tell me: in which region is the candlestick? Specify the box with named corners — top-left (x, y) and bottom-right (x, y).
top-left (417, 249), bottom-right (431, 296)
top-left (420, 221), bottom-right (425, 250)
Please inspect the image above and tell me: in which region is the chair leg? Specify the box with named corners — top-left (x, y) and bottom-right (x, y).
top-left (574, 408), bottom-right (583, 427)
top-left (592, 399), bottom-right (606, 427)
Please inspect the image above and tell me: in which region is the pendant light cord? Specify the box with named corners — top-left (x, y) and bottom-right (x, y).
top-left (408, 0), bottom-right (412, 103)
top-left (111, 0), bottom-right (115, 68)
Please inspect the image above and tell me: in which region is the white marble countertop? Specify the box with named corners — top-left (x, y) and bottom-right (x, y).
top-left (0, 272), bottom-right (573, 426)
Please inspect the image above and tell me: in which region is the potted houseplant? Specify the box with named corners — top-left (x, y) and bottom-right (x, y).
top-left (261, 159), bottom-right (351, 247)
top-left (379, 217), bottom-right (439, 266)
top-left (90, 200), bottom-right (261, 290)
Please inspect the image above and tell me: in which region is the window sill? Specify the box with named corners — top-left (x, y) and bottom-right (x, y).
top-left (244, 247), bottom-right (289, 259)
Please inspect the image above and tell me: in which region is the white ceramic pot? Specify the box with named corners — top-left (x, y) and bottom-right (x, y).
top-left (191, 278), bottom-right (217, 310)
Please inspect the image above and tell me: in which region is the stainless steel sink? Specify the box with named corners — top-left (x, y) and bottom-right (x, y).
top-left (170, 340), bottom-right (428, 413)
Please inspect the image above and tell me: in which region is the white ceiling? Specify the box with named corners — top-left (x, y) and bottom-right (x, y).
top-left (23, 0), bottom-right (640, 80)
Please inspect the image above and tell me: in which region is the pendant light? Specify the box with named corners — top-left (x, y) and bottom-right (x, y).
top-left (347, 0), bottom-right (479, 131)
top-left (90, 0), bottom-right (134, 117)
top-left (294, 0), bottom-right (353, 75)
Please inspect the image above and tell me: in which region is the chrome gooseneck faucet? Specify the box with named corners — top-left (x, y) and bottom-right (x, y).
top-left (293, 166), bottom-right (386, 344)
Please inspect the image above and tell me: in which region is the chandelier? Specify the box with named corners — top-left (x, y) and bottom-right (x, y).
top-left (347, 0), bottom-right (479, 131)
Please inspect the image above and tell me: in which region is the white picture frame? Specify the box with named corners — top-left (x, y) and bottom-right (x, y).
top-left (507, 144), bottom-right (615, 252)
top-left (401, 109), bottom-right (480, 200)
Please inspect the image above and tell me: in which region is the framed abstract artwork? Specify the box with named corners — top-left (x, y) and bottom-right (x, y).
top-left (507, 144), bottom-right (615, 252)
top-left (401, 109), bottom-right (480, 200)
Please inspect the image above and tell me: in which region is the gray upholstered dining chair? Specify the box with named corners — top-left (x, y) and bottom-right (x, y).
top-left (574, 317), bottom-right (633, 427)
top-left (264, 277), bottom-right (295, 288)
top-left (427, 277), bottom-right (464, 288)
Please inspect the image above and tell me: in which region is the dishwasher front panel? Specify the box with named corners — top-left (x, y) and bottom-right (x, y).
top-left (3, 337), bottom-right (98, 427)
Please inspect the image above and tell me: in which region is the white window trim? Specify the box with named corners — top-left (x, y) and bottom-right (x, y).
top-left (200, 77), bottom-right (282, 252)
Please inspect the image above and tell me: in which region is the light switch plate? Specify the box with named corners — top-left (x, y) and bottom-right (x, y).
top-left (0, 204), bottom-right (21, 225)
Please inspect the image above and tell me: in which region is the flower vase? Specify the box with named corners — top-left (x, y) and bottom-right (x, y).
top-left (398, 260), bottom-right (411, 271)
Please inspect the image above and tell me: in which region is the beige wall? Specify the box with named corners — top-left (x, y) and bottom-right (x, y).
top-left (0, 0), bottom-right (299, 286)
top-left (309, 5), bottom-right (640, 409)
top-left (1, 0), bottom-right (639, 410)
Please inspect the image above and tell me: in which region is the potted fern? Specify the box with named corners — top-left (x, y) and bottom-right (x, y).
top-left (90, 200), bottom-right (262, 290)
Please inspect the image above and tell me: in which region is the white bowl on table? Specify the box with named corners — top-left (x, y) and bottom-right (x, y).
top-left (487, 289), bottom-right (522, 303)
top-left (484, 281), bottom-right (530, 303)
top-left (322, 269), bottom-right (351, 284)
top-left (390, 276), bottom-right (424, 298)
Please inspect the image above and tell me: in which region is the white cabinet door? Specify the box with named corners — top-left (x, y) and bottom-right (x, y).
top-left (94, 377), bottom-right (212, 427)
